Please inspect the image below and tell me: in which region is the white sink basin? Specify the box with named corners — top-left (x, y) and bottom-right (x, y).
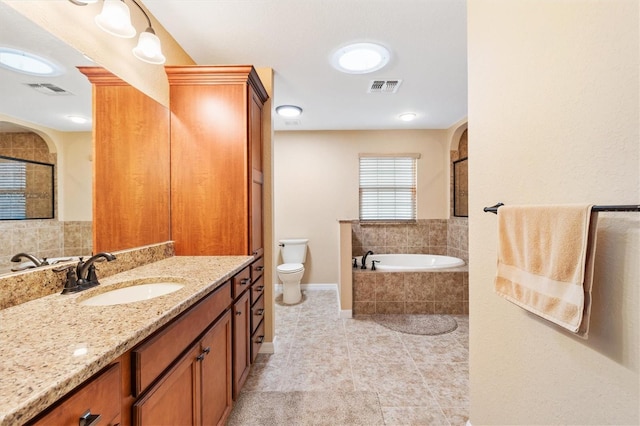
top-left (80, 283), bottom-right (184, 306)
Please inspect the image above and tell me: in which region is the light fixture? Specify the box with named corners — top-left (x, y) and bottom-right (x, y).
top-left (398, 113), bottom-right (417, 122)
top-left (67, 0), bottom-right (98, 5)
top-left (331, 42), bottom-right (390, 74)
top-left (71, 0), bottom-right (165, 64)
top-left (132, 27), bottom-right (166, 64)
top-left (276, 105), bottom-right (303, 118)
top-left (94, 0), bottom-right (136, 38)
top-left (0, 47), bottom-right (61, 76)
top-left (66, 115), bottom-right (90, 124)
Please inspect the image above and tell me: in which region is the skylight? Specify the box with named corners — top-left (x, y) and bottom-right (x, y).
top-left (0, 47), bottom-right (61, 76)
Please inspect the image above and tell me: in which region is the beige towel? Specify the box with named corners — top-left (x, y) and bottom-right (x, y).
top-left (494, 204), bottom-right (598, 338)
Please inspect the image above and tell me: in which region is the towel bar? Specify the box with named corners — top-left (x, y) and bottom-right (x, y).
top-left (483, 202), bottom-right (640, 214)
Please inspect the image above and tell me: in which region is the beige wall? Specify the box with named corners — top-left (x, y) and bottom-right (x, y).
top-left (59, 131), bottom-right (92, 221)
top-left (468, 1), bottom-right (639, 424)
top-left (274, 130), bottom-right (449, 285)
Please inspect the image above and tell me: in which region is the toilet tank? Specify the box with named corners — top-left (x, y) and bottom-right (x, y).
top-left (279, 239), bottom-right (308, 264)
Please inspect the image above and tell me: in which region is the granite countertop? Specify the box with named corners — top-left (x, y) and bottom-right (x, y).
top-left (0, 255), bottom-right (253, 425)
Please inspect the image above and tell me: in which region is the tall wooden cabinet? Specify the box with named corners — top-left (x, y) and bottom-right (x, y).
top-left (79, 67), bottom-right (171, 253)
top-left (165, 66), bottom-right (268, 257)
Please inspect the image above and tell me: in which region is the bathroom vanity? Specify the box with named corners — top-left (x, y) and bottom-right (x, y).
top-left (0, 255), bottom-right (263, 426)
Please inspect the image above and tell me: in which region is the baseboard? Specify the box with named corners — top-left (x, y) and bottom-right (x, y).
top-left (275, 283), bottom-right (338, 291)
top-left (340, 309), bottom-right (352, 319)
top-left (302, 283), bottom-right (338, 290)
top-left (259, 336), bottom-right (276, 354)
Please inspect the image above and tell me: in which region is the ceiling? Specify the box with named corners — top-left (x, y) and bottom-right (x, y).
top-left (0, 1), bottom-right (94, 132)
top-left (0, 0), bottom-right (467, 133)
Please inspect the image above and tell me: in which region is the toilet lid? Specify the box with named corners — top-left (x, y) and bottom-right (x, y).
top-left (277, 263), bottom-right (304, 273)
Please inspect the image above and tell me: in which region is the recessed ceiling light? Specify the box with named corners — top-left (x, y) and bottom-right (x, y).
top-left (276, 105), bottom-right (303, 118)
top-left (0, 47), bottom-right (61, 76)
top-left (331, 42), bottom-right (390, 74)
top-left (66, 115), bottom-right (90, 124)
top-left (398, 113), bottom-right (417, 122)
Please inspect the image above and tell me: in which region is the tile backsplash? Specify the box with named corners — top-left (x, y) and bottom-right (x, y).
top-left (0, 220), bottom-right (92, 275)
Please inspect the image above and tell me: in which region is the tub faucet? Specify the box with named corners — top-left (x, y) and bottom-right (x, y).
top-left (361, 250), bottom-right (374, 269)
top-left (11, 252), bottom-right (48, 268)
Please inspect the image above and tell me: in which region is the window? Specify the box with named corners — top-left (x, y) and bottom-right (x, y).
top-left (359, 154), bottom-right (418, 221)
top-left (0, 161), bottom-right (27, 219)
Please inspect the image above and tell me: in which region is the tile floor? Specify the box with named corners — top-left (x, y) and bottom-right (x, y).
top-left (235, 289), bottom-right (469, 426)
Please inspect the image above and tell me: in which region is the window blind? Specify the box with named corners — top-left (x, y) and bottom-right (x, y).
top-left (359, 156), bottom-right (417, 221)
top-left (0, 162), bottom-right (27, 219)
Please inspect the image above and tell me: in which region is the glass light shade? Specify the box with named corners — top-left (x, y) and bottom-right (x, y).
top-left (276, 105), bottom-right (303, 118)
top-left (132, 30), bottom-right (166, 64)
top-left (95, 0), bottom-right (136, 38)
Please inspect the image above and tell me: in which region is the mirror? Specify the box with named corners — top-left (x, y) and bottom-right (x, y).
top-left (0, 3), bottom-right (94, 275)
top-left (0, 155), bottom-right (54, 220)
top-left (453, 157), bottom-right (468, 217)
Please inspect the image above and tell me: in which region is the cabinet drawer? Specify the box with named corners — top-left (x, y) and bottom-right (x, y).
top-left (251, 320), bottom-right (265, 363)
top-left (31, 363), bottom-right (121, 426)
top-left (233, 266), bottom-right (251, 298)
top-left (250, 275), bottom-right (264, 305)
top-left (132, 281), bottom-right (231, 396)
top-left (251, 257), bottom-right (264, 282)
top-left (251, 293), bottom-right (265, 334)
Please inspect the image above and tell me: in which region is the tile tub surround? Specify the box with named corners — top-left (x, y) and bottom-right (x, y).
top-left (352, 268), bottom-right (469, 315)
top-left (0, 254), bottom-right (253, 425)
top-left (351, 219), bottom-right (468, 263)
top-left (0, 241), bottom-right (175, 309)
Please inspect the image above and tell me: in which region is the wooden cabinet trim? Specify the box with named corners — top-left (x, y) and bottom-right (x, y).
top-left (30, 363), bottom-right (121, 426)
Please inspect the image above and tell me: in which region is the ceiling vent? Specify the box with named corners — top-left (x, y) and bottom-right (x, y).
top-left (367, 79), bottom-right (402, 93)
top-left (284, 119), bottom-right (301, 126)
top-left (25, 83), bottom-right (73, 96)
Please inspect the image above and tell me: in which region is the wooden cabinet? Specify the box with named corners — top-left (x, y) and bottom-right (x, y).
top-left (133, 311), bottom-right (232, 426)
top-left (79, 67), bottom-right (170, 253)
top-left (131, 280), bottom-right (233, 426)
top-left (165, 65), bottom-right (268, 257)
top-left (30, 363), bottom-right (121, 426)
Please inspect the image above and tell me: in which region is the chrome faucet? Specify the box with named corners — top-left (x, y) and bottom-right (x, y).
top-left (11, 252), bottom-right (48, 268)
top-left (76, 252), bottom-right (116, 286)
top-left (361, 250), bottom-right (374, 269)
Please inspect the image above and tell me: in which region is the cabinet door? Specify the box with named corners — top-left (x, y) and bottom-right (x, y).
top-left (133, 345), bottom-right (199, 425)
top-left (249, 87), bottom-right (264, 258)
top-left (232, 290), bottom-right (251, 399)
top-left (201, 311), bottom-right (233, 426)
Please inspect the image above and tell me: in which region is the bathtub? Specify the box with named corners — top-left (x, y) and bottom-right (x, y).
top-left (357, 253), bottom-right (465, 271)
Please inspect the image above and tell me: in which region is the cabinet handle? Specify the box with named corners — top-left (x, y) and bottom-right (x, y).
top-left (236, 311), bottom-right (242, 315)
top-left (255, 309), bottom-right (264, 316)
top-left (254, 266), bottom-right (264, 272)
top-left (203, 346), bottom-right (211, 354)
top-left (240, 278), bottom-right (250, 285)
top-left (79, 410), bottom-right (101, 426)
top-left (255, 285), bottom-right (264, 292)
top-left (197, 353), bottom-right (205, 361)
top-left (255, 335), bottom-right (264, 343)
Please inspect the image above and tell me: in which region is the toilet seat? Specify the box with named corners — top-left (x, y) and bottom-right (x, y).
top-left (277, 263), bottom-right (304, 274)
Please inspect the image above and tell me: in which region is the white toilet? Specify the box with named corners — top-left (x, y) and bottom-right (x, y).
top-left (276, 238), bottom-right (308, 304)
